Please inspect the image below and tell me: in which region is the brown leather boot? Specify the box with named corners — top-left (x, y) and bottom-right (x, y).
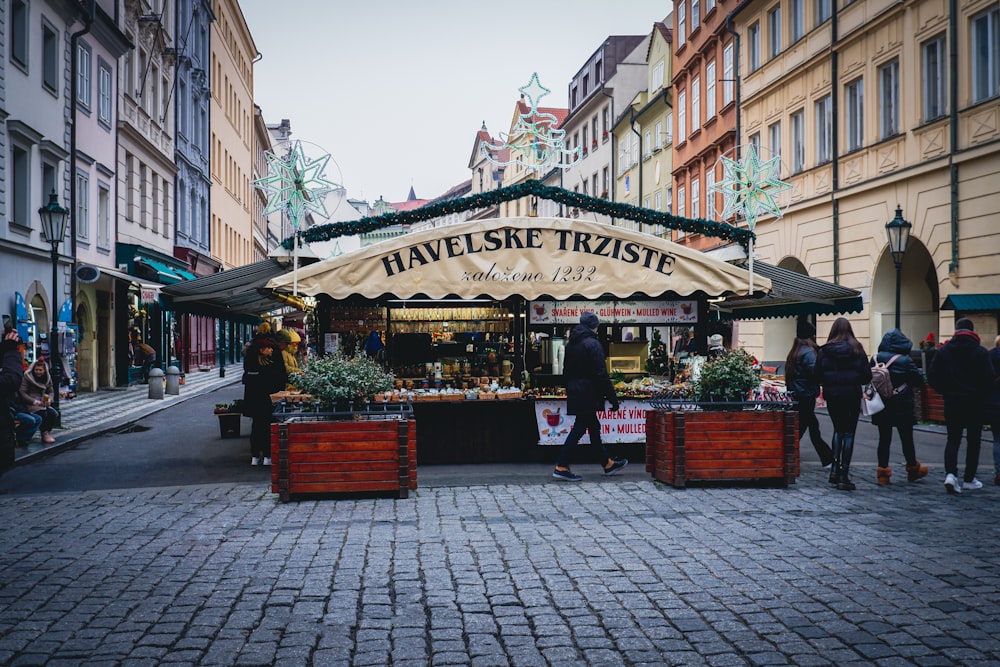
top-left (877, 467), bottom-right (892, 485)
top-left (905, 461), bottom-right (929, 481)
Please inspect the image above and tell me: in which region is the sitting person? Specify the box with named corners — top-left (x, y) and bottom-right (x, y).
top-left (11, 400), bottom-right (42, 446)
top-left (19, 359), bottom-right (60, 444)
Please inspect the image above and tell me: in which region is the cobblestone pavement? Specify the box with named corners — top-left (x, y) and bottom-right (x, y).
top-left (1, 468), bottom-right (999, 666)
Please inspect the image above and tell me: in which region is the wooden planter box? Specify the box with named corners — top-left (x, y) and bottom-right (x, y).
top-left (271, 418), bottom-right (417, 501)
top-left (922, 385), bottom-right (945, 423)
top-left (646, 409), bottom-right (799, 488)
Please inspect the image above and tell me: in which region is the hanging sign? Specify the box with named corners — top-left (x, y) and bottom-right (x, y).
top-left (529, 299), bottom-right (696, 325)
top-left (140, 287), bottom-right (159, 304)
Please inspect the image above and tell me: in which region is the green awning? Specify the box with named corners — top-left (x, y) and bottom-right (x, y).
top-left (137, 257), bottom-right (186, 285)
top-left (714, 261), bottom-right (864, 320)
top-left (941, 294), bottom-right (1000, 312)
top-left (174, 268), bottom-right (197, 281)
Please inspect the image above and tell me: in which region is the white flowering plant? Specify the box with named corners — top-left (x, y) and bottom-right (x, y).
top-left (290, 350), bottom-right (394, 408)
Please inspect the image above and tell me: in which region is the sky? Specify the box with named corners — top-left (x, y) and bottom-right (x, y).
top-left (239, 0), bottom-right (673, 210)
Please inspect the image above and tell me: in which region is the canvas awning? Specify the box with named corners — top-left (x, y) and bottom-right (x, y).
top-left (160, 258), bottom-right (302, 321)
top-left (713, 261), bottom-right (864, 320)
top-left (941, 294), bottom-right (1000, 312)
top-left (265, 217), bottom-right (770, 301)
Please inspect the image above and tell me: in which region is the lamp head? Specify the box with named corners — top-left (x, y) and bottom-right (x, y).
top-left (885, 205), bottom-right (911, 266)
top-left (38, 191), bottom-right (70, 245)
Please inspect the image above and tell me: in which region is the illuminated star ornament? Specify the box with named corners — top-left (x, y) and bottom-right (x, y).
top-left (711, 144), bottom-right (792, 230)
top-left (254, 140), bottom-right (341, 228)
top-left (481, 73), bottom-right (582, 173)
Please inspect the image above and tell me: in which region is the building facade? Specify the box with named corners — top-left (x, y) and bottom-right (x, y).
top-left (732, 0), bottom-right (1000, 362)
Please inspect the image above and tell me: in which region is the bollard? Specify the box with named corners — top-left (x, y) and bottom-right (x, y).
top-left (165, 366), bottom-right (181, 395)
top-left (148, 367), bottom-right (165, 400)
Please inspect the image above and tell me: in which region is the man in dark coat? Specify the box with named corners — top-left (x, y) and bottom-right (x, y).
top-left (242, 334), bottom-right (287, 466)
top-left (985, 336), bottom-right (1000, 487)
top-left (928, 318), bottom-right (994, 494)
top-left (1, 330), bottom-right (26, 477)
top-left (553, 312), bottom-right (627, 481)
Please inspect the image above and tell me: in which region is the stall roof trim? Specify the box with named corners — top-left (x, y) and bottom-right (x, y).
top-left (714, 262), bottom-right (863, 320)
top-left (266, 216), bottom-right (770, 301)
top-left (159, 258), bottom-right (298, 320)
top-left (941, 294), bottom-right (1000, 312)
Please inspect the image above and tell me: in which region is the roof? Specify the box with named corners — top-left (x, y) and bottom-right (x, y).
top-left (941, 294), bottom-right (1000, 312)
top-left (159, 258), bottom-right (301, 321)
top-left (713, 262), bottom-right (864, 320)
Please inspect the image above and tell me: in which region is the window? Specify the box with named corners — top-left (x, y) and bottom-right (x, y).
top-left (76, 172), bottom-right (90, 241)
top-left (678, 2), bottom-right (687, 46)
top-left (749, 132), bottom-right (761, 156)
top-left (602, 106), bottom-right (609, 133)
top-left (11, 144), bottom-right (30, 228)
top-left (602, 166), bottom-right (610, 195)
top-left (845, 78), bottom-right (864, 152)
top-left (678, 90), bottom-right (687, 140)
top-left (768, 122), bottom-right (782, 174)
top-left (98, 184), bottom-right (111, 248)
top-left (816, 0), bottom-right (831, 25)
top-left (77, 44), bottom-right (92, 109)
top-left (691, 178), bottom-right (701, 218)
top-left (972, 7), bottom-right (999, 103)
top-left (706, 0), bottom-right (715, 10)
top-left (706, 61), bottom-right (717, 119)
top-left (692, 0), bottom-right (700, 32)
top-left (705, 168), bottom-right (715, 219)
top-left (653, 60), bottom-right (665, 89)
top-left (644, 130), bottom-right (652, 157)
top-left (815, 96), bottom-right (832, 163)
top-left (666, 187), bottom-right (673, 214)
top-left (691, 76), bottom-right (701, 131)
top-left (768, 6), bottom-right (782, 58)
top-left (582, 74), bottom-right (590, 98)
top-left (791, 0), bottom-right (804, 42)
top-left (631, 133), bottom-right (639, 166)
top-left (723, 43), bottom-right (734, 104)
top-left (43, 23), bottom-right (59, 92)
top-left (878, 59), bottom-right (899, 139)
top-left (11, 0), bottom-right (28, 68)
top-left (748, 22), bottom-right (761, 71)
top-left (655, 191), bottom-right (663, 211)
top-left (98, 62), bottom-right (113, 126)
top-left (654, 121), bottom-right (663, 149)
top-left (791, 109), bottom-right (805, 172)
top-left (922, 35), bottom-right (946, 121)
top-left (665, 112), bottom-right (673, 144)
top-left (678, 185), bottom-right (686, 218)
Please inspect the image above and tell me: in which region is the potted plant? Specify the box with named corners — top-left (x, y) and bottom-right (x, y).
top-left (693, 349), bottom-right (760, 402)
top-left (289, 349), bottom-right (394, 411)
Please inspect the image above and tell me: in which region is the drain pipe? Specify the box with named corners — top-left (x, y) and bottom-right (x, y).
top-left (725, 11), bottom-right (742, 161)
top-left (629, 106), bottom-right (643, 215)
top-left (947, 0), bottom-right (959, 282)
top-left (830, 6), bottom-right (841, 283)
top-left (601, 88), bottom-right (615, 221)
top-left (70, 1), bottom-right (96, 322)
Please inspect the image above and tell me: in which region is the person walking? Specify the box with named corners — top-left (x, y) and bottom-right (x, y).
top-left (929, 318), bottom-right (994, 494)
top-left (785, 320), bottom-right (833, 467)
top-left (19, 359), bottom-right (60, 444)
top-left (130, 330), bottom-right (157, 384)
top-left (241, 334), bottom-right (287, 466)
top-left (552, 311), bottom-right (627, 481)
top-left (870, 329), bottom-right (928, 485)
top-left (985, 335), bottom-right (1000, 487)
top-left (816, 317), bottom-right (872, 491)
top-left (1, 330), bottom-right (26, 476)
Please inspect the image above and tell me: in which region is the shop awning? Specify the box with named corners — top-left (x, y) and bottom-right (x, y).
top-left (941, 294), bottom-right (1000, 312)
top-left (713, 261), bottom-right (863, 320)
top-left (265, 217), bottom-right (770, 301)
top-left (136, 257), bottom-right (187, 284)
top-left (160, 258), bottom-right (301, 321)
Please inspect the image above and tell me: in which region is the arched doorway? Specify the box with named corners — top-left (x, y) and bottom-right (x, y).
top-left (870, 238), bottom-right (938, 347)
top-left (76, 295), bottom-right (95, 392)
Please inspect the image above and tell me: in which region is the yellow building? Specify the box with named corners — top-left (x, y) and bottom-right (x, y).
top-left (210, 0), bottom-right (257, 269)
top-left (732, 0), bottom-right (1000, 361)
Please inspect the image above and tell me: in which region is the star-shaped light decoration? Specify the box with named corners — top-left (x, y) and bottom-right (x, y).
top-left (481, 73), bottom-right (582, 173)
top-left (711, 144), bottom-right (792, 230)
top-left (254, 140), bottom-right (342, 229)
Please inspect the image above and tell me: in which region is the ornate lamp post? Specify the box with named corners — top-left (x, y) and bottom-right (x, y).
top-left (885, 205), bottom-right (912, 331)
top-left (38, 191), bottom-right (70, 415)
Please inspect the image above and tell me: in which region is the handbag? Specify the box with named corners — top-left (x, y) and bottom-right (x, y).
top-left (861, 383), bottom-right (885, 416)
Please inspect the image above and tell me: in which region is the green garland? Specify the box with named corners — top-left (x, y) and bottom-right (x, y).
top-left (284, 180), bottom-right (755, 250)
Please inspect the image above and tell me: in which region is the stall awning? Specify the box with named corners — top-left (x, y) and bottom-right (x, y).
top-left (713, 261), bottom-right (863, 320)
top-left (265, 216), bottom-right (770, 301)
top-left (941, 294), bottom-right (1000, 312)
top-left (136, 257), bottom-right (188, 284)
top-left (160, 258), bottom-right (300, 321)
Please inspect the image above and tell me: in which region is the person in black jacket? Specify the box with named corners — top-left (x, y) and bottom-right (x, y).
top-left (928, 318), bottom-right (994, 494)
top-left (985, 336), bottom-right (1000, 487)
top-left (553, 312), bottom-right (627, 481)
top-left (242, 334), bottom-right (287, 466)
top-left (1, 330), bottom-right (26, 478)
top-left (785, 319), bottom-right (833, 467)
top-left (816, 317), bottom-right (872, 491)
top-left (871, 329), bottom-right (928, 485)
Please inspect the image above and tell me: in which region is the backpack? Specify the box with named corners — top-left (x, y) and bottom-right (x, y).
top-left (871, 354), bottom-right (903, 401)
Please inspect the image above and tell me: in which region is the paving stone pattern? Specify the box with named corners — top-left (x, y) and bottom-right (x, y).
top-left (1, 473), bottom-right (998, 666)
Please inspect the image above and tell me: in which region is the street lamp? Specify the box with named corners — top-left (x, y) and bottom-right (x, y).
top-left (39, 191), bottom-right (70, 416)
top-left (885, 205), bottom-right (912, 330)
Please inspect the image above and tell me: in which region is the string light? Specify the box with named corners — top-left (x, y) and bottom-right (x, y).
top-left (254, 140), bottom-right (341, 227)
top-left (711, 144), bottom-right (792, 230)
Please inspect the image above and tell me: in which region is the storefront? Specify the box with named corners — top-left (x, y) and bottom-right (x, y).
top-left (264, 216), bottom-right (773, 464)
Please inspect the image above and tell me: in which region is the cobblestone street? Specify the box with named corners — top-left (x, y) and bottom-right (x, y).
top-left (1, 467), bottom-right (998, 666)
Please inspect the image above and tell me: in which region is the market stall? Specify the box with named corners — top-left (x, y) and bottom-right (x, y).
top-left (265, 216), bottom-right (769, 463)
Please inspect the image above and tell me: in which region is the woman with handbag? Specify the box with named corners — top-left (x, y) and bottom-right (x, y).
top-left (817, 317), bottom-right (872, 491)
top-left (871, 329), bottom-right (928, 485)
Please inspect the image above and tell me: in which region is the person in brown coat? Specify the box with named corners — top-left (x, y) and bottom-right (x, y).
top-left (19, 359), bottom-right (59, 444)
